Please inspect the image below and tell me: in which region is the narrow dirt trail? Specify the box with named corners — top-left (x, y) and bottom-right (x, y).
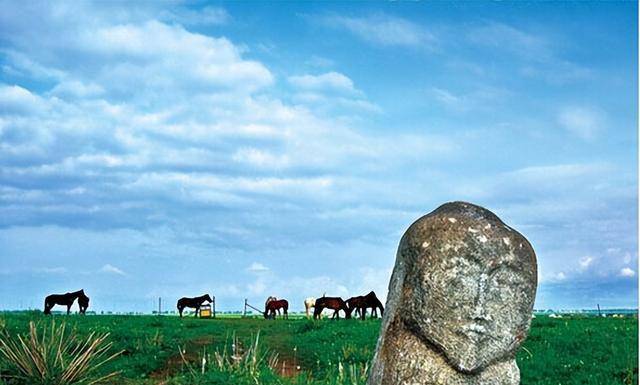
top-left (148, 334), bottom-right (303, 383)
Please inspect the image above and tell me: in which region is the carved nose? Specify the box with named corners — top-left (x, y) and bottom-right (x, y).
top-left (471, 275), bottom-right (491, 321)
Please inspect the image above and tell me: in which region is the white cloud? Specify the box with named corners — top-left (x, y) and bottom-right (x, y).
top-left (100, 264), bottom-right (126, 276)
top-left (0, 84), bottom-right (45, 114)
top-left (579, 256), bottom-right (594, 270)
top-left (429, 86), bottom-right (510, 112)
top-left (558, 106), bottom-right (603, 141)
top-left (87, 21), bottom-right (273, 93)
top-left (288, 72), bottom-right (358, 94)
top-left (468, 22), bottom-right (592, 84)
top-left (554, 272), bottom-right (567, 281)
top-left (468, 22), bottom-right (548, 60)
top-left (323, 14), bottom-right (436, 48)
top-left (619, 267), bottom-right (635, 277)
top-left (247, 262), bottom-right (270, 273)
top-left (232, 148), bottom-right (290, 168)
top-left (49, 80), bottom-right (104, 98)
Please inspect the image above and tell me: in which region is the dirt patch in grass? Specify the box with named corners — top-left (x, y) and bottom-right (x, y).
top-left (273, 358), bottom-right (303, 378)
top-left (149, 336), bottom-right (214, 382)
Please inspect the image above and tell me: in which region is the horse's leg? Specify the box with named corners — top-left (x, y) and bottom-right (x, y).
top-left (195, 306), bottom-right (200, 317)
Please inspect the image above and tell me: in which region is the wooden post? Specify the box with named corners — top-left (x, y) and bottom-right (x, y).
top-left (212, 296), bottom-right (216, 319)
top-left (243, 298), bottom-right (248, 318)
top-left (158, 297), bottom-right (162, 315)
top-left (597, 304), bottom-right (601, 317)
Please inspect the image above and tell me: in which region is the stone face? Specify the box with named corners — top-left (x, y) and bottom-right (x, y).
top-left (368, 201), bottom-right (537, 385)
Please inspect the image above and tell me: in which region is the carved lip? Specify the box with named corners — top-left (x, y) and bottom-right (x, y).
top-left (458, 322), bottom-right (488, 341)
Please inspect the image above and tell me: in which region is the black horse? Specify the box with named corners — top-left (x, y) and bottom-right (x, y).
top-left (177, 294), bottom-right (212, 317)
top-left (44, 289), bottom-right (86, 315)
top-left (78, 292), bottom-right (90, 314)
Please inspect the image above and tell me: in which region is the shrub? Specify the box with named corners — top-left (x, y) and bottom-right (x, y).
top-left (0, 321), bottom-right (122, 385)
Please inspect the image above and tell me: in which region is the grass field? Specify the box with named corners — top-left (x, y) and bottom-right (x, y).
top-left (0, 312), bottom-right (637, 385)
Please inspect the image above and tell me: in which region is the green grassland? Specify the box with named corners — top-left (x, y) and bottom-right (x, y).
top-left (0, 312), bottom-right (637, 385)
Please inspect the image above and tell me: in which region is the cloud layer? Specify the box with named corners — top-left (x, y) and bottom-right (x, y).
top-left (0, 3), bottom-right (636, 312)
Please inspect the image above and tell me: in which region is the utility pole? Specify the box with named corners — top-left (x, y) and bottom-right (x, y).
top-left (597, 303), bottom-right (601, 317)
top-left (158, 297), bottom-right (162, 315)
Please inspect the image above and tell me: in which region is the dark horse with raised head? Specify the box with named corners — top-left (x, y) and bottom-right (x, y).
top-left (44, 289), bottom-right (87, 315)
top-left (264, 299), bottom-right (288, 319)
top-left (347, 291), bottom-right (384, 320)
top-left (177, 294), bottom-right (212, 317)
top-left (313, 296), bottom-right (351, 320)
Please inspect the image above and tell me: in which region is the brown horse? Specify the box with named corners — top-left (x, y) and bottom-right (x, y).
top-left (265, 299), bottom-right (288, 319)
top-left (346, 292), bottom-right (384, 320)
top-left (363, 291), bottom-right (384, 319)
top-left (177, 294), bottom-right (212, 317)
top-left (44, 289), bottom-right (86, 315)
top-left (313, 296), bottom-right (351, 319)
top-left (346, 296), bottom-right (366, 320)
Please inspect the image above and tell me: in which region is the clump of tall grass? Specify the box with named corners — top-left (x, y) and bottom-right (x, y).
top-left (179, 332), bottom-right (279, 383)
top-left (0, 321), bottom-right (122, 385)
top-left (333, 362), bottom-right (369, 385)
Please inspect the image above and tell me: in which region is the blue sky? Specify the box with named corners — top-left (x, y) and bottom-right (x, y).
top-left (0, 1), bottom-right (637, 312)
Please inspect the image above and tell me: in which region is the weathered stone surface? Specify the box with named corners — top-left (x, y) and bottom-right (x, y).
top-left (368, 201), bottom-right (537, 385)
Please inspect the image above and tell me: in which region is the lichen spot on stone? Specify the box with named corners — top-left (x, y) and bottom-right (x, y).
top-left (484, 223), bottom-right (491, 229)
top-left (422, 241), bottom-right (430, 249)
top-left (468, 227), bottom-right (479, 233)
top-left (448, 217), bottom-right (457, 223)
top-left (502, 237), bottom-right (511, 246)
top-left (477, 235), bottom-right (488, 243)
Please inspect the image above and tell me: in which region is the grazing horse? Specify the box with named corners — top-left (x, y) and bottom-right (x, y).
top-left (78, 293), bottom-right (90, 314)
top-left (265, 296), bottom-right (280, 317)
top-left (346, 296), bottom-right (366, 320)
top-left (346, 292), bottom-right (384, 320)
top-left (313, 296), bottom-right (350, 320)
top-left (44, 289), bottom-right (86, 315)
top-left (265, 299), bottom-right (288, 319)
top-left (177, 294), bottom-right (212, 318)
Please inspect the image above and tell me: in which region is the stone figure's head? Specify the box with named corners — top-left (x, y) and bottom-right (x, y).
top-left (397, 202), bottom-right (537, 373)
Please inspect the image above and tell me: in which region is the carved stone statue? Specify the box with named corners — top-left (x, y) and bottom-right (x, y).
top-left (368, 201), bottom-right (537, 385)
